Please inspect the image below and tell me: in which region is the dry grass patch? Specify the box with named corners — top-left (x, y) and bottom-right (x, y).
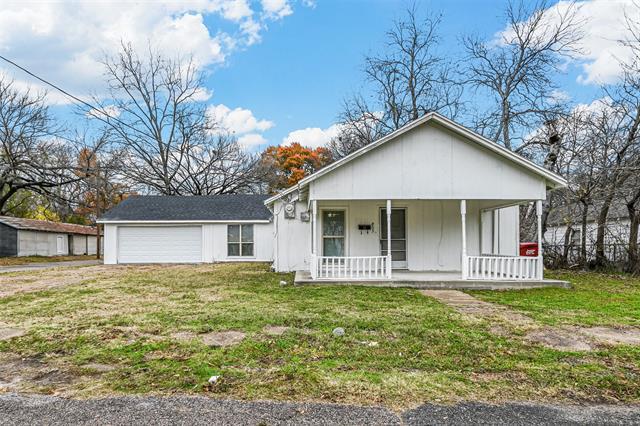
top-left (0, 255), bottom-right (95, 267)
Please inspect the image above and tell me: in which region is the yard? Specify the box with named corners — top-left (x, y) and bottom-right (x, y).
top-left (0, 255), bottom-right (96, 266)
top-left (0, 263), bottom-right (639, 410)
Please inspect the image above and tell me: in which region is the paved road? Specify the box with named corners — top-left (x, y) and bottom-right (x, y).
top-left (0, 259), bottom-right (101, 274)
top-left (1, 394), bottom-right (639, 425)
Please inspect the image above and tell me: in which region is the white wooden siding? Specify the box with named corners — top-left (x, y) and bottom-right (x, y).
top-left (309, 123), bottom-right (546, 201)
top-left (274, 199), bottom-right (520, 272)
top-left (103, 222), bottom-right (273, 265)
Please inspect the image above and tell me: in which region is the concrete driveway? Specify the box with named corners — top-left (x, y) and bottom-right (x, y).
top-left (1, 394), bottom-right (639, 425)
top-left (0, 259), bottom-right (101, 274)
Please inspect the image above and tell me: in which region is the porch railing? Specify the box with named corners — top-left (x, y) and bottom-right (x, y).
top-left (310, 255), bottom-right (391, 280)
top-left (464, 255), bottom-right (543, 281)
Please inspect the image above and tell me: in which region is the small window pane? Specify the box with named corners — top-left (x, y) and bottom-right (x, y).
top-left (241, 243), bottom-right (254, 256)
top-left (392, 251), bottom-right (406, 261)
top-left (241, 224), bottom-right (253, 242)
top-left (228, 225), bottom-right (240, 243)
top-left (228, 243), bottom-right (240, 256)
top-left (322, 211), bottom-right (345, 236)
top-left (391, 212), bottom-right (406, 238)
top-left (391, 240), bottom-right (406, 250)
top-left (323, 237), bottom-right (344, 256)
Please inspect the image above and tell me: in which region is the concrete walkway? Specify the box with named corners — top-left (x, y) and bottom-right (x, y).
top-left (1, 394), bottom-right (639, 425)
top-left (0, 259), bottom-right (101, 274)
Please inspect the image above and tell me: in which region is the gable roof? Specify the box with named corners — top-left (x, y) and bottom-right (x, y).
top-left (98, 195), bottom-right (272, 222)
top-left (265, 112), bottom-right (567, 205)
top-left (0, 216), bottom-right (98, 236)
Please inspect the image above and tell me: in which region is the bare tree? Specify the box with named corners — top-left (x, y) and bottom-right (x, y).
top-left (331, 6), bottom-right (462, 158)
top-left (90, 43), bottom-right (207, 194)
top-left (0, 79), bottom-right (83, 214)
top-left (174, 133), bottom-right (263, 195)
top-left (463, 0), bottom-right (584, 150)
top-left (591, 5), bottom-right (640, 270)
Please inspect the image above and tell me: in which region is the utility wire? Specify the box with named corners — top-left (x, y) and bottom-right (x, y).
top-left (0, 53), bottom-right (144, 136)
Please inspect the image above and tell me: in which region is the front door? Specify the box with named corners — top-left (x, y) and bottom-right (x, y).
top-left (380, 208), bottom-right (407, 269)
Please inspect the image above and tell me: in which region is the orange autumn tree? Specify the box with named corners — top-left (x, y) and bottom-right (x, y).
top-left (260, 142), bottom-right (333, 193)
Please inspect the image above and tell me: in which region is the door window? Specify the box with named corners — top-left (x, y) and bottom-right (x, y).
top-left (322, 210), bottom-right (345, 256)
top-left (380, 209), bottom-right (407, 261)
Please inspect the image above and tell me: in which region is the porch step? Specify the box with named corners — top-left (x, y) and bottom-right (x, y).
top-left (293, 271), bottom-right (570, 290)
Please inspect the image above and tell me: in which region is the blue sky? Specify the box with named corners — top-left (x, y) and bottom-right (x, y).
top-left (0, 0), bottom-right (633, 150)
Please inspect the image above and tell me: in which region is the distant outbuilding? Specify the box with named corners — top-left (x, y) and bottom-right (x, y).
top-left (0, 216), bottom-right (100, 257)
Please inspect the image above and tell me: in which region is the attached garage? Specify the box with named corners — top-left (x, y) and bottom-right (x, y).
top-left (99, 195), bottom-right (273, 265)
top-left (117, 226), bottom-right (203, 263)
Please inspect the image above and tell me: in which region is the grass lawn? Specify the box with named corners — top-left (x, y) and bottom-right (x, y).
top-left (0, 263), bottom-right (639, 409)
top-left (0, 255), bottom-right (96, 266)
top-left (472, 270), bottom-right (640, 327)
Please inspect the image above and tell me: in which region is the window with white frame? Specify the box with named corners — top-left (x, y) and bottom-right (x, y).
top-left (228, 224), bottom-right (254, 256)
top-left (322, 210), bottom-right (345, 256)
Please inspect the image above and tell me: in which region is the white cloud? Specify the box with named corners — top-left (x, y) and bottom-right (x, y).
top-left (261, 0), bottom-right (293, 19)
top-left (0, 1), bottom-right (298, 103)
top-left (208, 104), bottom-right (274, 134)
top-left (87, 105), bottom-right (121, 119)
top-left (282, 124), bottom-right (341, 148)
top-left (501, 0), bottom-right (636, 85)
top-left (238, 133), bottom-right (268, 148)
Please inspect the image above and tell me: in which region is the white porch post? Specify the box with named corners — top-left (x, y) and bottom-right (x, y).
top-left (386, 199), bottom-right (392, 278)
top-left (536, 200), bottom-right (544, 280)
top-left (311, 199), bottom-right (318, 279)
top-left (460, 200), bottom-right (468, 279)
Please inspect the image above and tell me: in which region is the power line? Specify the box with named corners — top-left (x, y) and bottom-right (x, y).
top-left (0, 54), bottom-right (144, 137)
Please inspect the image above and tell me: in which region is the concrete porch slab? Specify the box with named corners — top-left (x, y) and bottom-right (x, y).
top-left (293, 270), bottom-right (570, 290)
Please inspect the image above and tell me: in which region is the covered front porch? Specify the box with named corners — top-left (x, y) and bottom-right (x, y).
top-left (305, 198), bottom-right (551, 285)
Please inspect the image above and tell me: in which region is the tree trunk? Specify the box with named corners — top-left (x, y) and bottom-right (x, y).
top-left (594, 193), bottom-right (614, 268)
top-left (627, 196), bottom-right (640, 275)
top-left (562, 226), bottom-right (572, 267)
top-left (580, 201), bottom-right (589, 268)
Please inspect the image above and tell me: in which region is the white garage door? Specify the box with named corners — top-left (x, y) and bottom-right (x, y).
top-left (117, 226), bottom-right (202, 263)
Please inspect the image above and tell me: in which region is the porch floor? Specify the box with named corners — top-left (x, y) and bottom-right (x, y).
top-left (293, 270), bottom-right (570, 290)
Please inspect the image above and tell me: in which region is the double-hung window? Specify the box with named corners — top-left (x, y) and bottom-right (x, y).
top-left (228, 224), bottom-right (254, 257)
top-left (322, 210), bottom-right (345, 256)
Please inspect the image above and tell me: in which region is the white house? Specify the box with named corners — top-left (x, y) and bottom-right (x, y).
top-left (266, 113), bottom-right (566, 283)
top-left (99, 113), bottom-right (566, 285)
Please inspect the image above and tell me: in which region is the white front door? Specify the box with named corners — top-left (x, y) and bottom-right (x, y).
top-left (380, 208), bottom-right (407, 269)
top-left (117, 226), bottom-right (203, 263)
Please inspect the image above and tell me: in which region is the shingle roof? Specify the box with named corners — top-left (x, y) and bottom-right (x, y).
top-left (99, 195), bottom-right (272, 222)
top-left (0, 216), bottom-right (98, 235)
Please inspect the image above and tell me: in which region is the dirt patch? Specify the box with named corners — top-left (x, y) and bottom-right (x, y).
top-left (83, 363), bottom-right (116, 373)
top-left (0, 265), bottom-right (120, 298)
top-left (524, 327), bottom-right (594, 351)
top-left (0, 354), bottom-right (81, 393)
top-left (0, 327), bottom-right (26, 341)
top-left (171, 331), bottom-right (198, 342)
top-left (579, 326), bottom-right (640, 346)
top-left (263, 325), bottom-right (290, 336)
top-left (0, 264), bottom-right (190, 299)
top-left (201, 331), bottom-right (246, 347)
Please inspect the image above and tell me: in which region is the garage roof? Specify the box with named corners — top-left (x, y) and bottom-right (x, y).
top-left (98, 195), bottom-right (272, 222)
top-left (0, 216), bottom-right (98, 236)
